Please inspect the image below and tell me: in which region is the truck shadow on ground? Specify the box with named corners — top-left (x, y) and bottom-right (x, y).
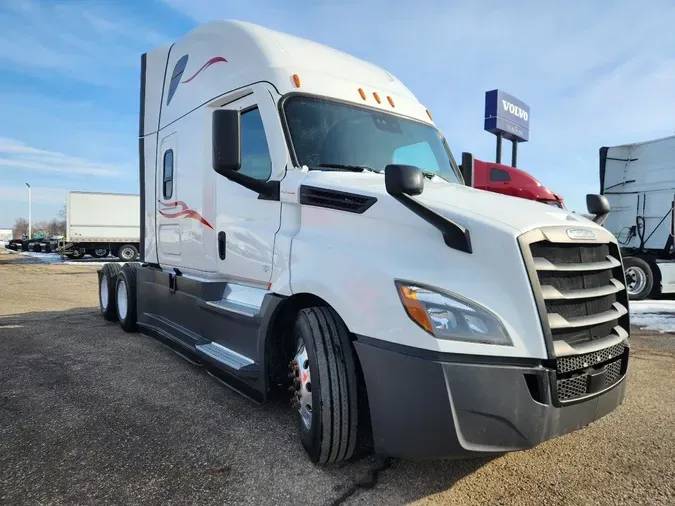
top-left (0, 307), bottom-right (494, 505)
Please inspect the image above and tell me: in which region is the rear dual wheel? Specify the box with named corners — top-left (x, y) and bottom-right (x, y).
top-left (98, 263), bottom-right (139, 332)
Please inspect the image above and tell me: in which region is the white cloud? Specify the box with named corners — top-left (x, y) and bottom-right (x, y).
top-left (0, 0), bottom-right (172, 86)
top-left (0, 137), bottom-right (129, 178)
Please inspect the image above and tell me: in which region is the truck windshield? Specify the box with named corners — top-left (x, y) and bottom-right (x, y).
top-left (283, 96), bottom-right (462, 183)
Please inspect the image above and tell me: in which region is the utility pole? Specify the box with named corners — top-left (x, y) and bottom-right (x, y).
top-left (26, 182), bottom-right (31, 239)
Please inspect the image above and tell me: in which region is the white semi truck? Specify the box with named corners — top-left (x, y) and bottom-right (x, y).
top-left (59, 191), bottom-right (141, 260)
top-left (96, 20), bottom-right (630, 464)
top-left (600, 136), bottom-right (675, 300)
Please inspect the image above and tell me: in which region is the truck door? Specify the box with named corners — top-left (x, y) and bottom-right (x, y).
top-left (156, 132), bottom-right (181, 259)
top-left (214, 93), bottom-right (282, 287)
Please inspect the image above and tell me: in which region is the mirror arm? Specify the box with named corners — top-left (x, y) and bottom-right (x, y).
top-left (222, 170), bottom-right (280, 200)
top-left (391, 193), bottom-right (472, 254)
top-left (592, 212), bottom-right (608, 226)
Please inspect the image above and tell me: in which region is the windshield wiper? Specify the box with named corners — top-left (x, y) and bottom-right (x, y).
top-left (316, 163), bottom-right (382, 173)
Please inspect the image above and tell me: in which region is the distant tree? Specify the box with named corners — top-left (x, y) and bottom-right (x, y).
top-left (12, 218), bottom-right (28, 239)
top-left (46, 218), bottom-right (66, 237)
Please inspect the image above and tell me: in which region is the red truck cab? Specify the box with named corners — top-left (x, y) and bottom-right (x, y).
top-left (472, 158), bottom-right (565, 209)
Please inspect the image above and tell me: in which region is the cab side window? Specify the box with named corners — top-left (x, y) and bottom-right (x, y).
top-left (163, 149), bottom-right (174, 199)
top-left (240, 108), bottom-right (272, 181)
top-left (490, 168), bottom-right (511, 182)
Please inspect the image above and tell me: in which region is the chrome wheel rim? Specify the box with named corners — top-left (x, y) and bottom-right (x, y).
top-left (95, 248), bottom-right (107, 257)
top-left (291, 340), bottom-right (313, 430)
top-left (117, 279), bottom-right (128, 319)
top-left (626, 266), bottom-right (647, 296)
top-left (121, 248), bottom-right (134, 260)
top-left (100, 276), bottom-right (108, 309)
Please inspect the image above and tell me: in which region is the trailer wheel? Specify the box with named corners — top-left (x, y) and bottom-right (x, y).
top-left (90, 248), bottom-right (109, 259)
top-left (67, 249), bottom-right (85, 260)
top-left (116, 265), bottom-right (138, 332)
top-left (99, 263), bottom-right (122, 321)
top-left (32, 243), bottom-right (42, 253)
top-left (118, 244), bottom-right (138, 261)
top-left (624, 256), bottom-right (654, 301)
top-left (289, 307), bottom-right (358, 464)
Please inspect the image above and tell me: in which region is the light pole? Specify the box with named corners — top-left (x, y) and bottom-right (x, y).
top-left (26, 183), bottom-right (31, 239)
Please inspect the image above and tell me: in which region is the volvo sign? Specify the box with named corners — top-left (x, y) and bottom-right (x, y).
top-left (484, 89), bottom-right (530, 143)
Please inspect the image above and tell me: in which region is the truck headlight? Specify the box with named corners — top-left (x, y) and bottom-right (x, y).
top-left (395, 281), bottom-right (512, 346)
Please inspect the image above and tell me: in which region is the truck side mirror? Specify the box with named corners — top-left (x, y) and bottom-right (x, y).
top-left (212, 109), bottom-right (241, 175)
top-left (384, 164), bottom-right (424, 196)
top-left (586, 194), bottom-right (610, 225)
top-left (460, 152), bottom-right (474, 187)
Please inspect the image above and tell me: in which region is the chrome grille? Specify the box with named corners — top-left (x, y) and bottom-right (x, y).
top-left (518, 226), bottom-right (631, 404)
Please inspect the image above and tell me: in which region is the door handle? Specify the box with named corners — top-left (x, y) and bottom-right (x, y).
top-left (218, 231), bottom-right (226, 260)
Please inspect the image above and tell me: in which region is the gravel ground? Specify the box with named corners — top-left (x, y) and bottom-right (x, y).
top-left (1, 250), bottom-right (674, 506)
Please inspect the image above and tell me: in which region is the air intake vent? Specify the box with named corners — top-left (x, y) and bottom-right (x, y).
top-left (299, 185), bottom-right (377, 214)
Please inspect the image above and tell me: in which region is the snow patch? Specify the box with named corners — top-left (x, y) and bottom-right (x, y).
top-left (631, 300), bottom-right (675, 333)
top-left (13, 250), bottom-right (121, 266)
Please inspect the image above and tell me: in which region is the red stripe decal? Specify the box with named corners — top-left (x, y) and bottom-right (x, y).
top-left (181, 56), bottom-right (228, 83)
top-left (158, 200), bottom-right (214, 229)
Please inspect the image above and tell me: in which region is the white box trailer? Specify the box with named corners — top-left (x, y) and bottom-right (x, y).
top-left (60, 191), bottom-right (140, 260)
top-left (94, 20), bottom-right (629, 464)
top-left (600, 135), bottom-right (675, 299)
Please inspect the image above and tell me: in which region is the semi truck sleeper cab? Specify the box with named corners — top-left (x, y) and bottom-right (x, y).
top-left (96, 20), bottom-right (630, 464)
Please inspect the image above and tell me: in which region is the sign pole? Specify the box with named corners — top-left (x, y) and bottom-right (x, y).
top-left (496, 133), bottom-right (502, 164)
top-left (511, 140), bottom-right (518, 167)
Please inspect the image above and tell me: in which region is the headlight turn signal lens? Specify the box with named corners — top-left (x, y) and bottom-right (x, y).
top-left (396, 281), bottom-right (513, 346)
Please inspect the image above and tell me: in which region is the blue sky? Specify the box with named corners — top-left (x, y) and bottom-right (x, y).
top-left (1, 0), bottom-right (674, 227)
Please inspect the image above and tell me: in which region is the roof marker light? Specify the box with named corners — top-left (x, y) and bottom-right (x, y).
top-left (373, 92), bottom-right (381, 104)
top-left (358, 88), bottom-right (367, 100)
top-left (426, 109), bottom-right (433, 120)
top-left (387, 96), bottom-right (395, 107)
top-left (292, 74), bottom-right (301, 88)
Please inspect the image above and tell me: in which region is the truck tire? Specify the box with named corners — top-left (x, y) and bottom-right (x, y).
top-left (116, 265), bottom-right (138, 332)
top-left (99, 263), bottom-right (122, 321)
top-left (624, 256), bottom-right (654, 301)
top-left (290, 307), bottom-right (358, 464)
top-left (67, 249), bottom-right (85, 260)
top-left (90, 248), bottom-right (109, 259)
top-left (32, 243), bottom-right (42, 253)
top-left (118, 244), bottom-right (138, 261)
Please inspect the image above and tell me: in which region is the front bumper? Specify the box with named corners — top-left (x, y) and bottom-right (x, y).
top-left (353, 336), bottom-right (628, 460)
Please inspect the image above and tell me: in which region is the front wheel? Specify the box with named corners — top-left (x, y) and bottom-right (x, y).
top-left (289, 307), bottom-right (358, 464)
top-left (624, 256), bottom-right (654, 301)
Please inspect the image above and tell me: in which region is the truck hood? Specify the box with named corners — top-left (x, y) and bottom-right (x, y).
top-left (301, 171), bottom-right (594, 234)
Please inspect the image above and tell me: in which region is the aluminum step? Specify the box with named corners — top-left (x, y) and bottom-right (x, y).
top-left (195, 342), bottom-right (255, 371)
